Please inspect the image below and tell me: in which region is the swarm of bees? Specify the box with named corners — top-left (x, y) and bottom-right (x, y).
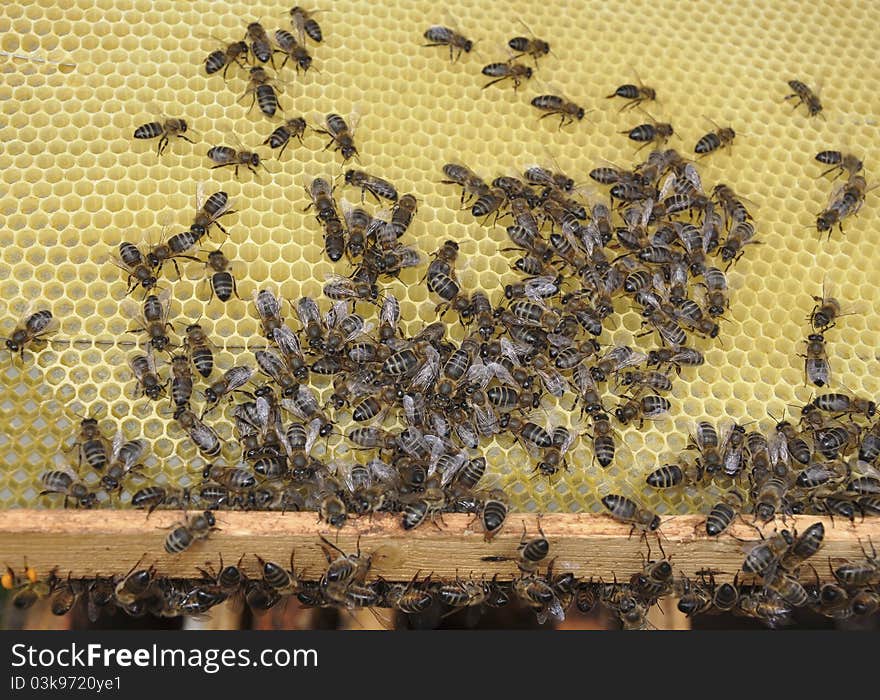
top-left (6, 10), bottom-right (880, 630)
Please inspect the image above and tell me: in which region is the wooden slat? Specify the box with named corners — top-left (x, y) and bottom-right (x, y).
top-left (0, 510), bottom-right (875, 582)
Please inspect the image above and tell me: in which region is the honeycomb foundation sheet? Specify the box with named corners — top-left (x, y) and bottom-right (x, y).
top-left (1, 0), bottom-right (879, 514)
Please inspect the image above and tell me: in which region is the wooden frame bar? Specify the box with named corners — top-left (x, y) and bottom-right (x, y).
top-left (1, 511), bottom-right (876, 582)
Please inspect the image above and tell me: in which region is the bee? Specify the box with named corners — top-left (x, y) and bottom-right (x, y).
top-left (133, 117), bottom-right (193, 155)
top-left (530, 94), bottom-right (587, 127)
top-left (129, 353), bottom-right (164, 400)
top-left (621, 116), bottom-right (674, 149)
top-left (174, 407), bottom-right (221, 457)
top-left (282, 384), bottom-right (334, 437)
top-left (763, 568), bottom-right (809, 607)
top-left (698, 267), bottom-right (728, 317)
top-left (317, 113), bottom-right (358, 161)
top-left (741, 529), bottom-right (793, 577)
top-left (478, 489), bottom-right (508, 541)
top-left (441, 163), bottom-right (489, 204)
top-left (50, 574), bottom-right (85, 616)
top-left (719, 221), bottom-right (757, 267)
top-left (481, 60), bottom-right (532, 90)
top-left (101, 435), bottom-right (147, 494)
top-left (4, 306), bottom-right (56, 359)
top-left (274, 29), bottom-right (312, 72)
top-left (263, 117), bottom-right (307, 159)
top-left (815, 150), bottom-right (863, 180)
top-left (73, 414), bottom-right (112, 473)
top-left (601, 494), bottom-right (660, 535)
top-left (720, 422), bottom-right (748, 477)
top-left (203, 365), bottom-right (255, 414)
top-left (589, 412), bottom-right (616, 468)
top-left (123, 288), bottom-right (172, 352)
top-left (536, 426), bottom-right (575, 477)
top-left (615, 369), bottom-right (673, 394)
top-left (114, 241), bottom-right (158, 294)
top-left (781, 522), bottom-right (825, 569)
top-left (694, 124), bottom-right (736, 156)
top-left (205, 39), bottom-right (249, 77)
top-left (423, 25), bottom-right (473, 62)
top-left (164, 511), bottom-right (217, 554)
top-left (812, 392), bottom-right (876, 418)
top-left (191, 189), bottom-right (235, 238)
top-left (40, 469), bottom-right (98, 508)
top-left (254, 289), bottom-right (285, 340)
top-left (2, 562), bottom-right (52, 610)
top-left (114, 556), bottom-right (157, 605)
top-left (197, 248), bottom-right (238, 302)
top-left (323, 273), bottom-right (378, 303)
top-left (508, 26), bottom-right (550, 63)
top-left (802, 332), bottom-right (830, 387)
top-left (704, 491), bottom-right (744, 536)
top-left (203, 463), bottom-right (257, 492)
top-left (606, 81), bottom-right (656, 111)
top-left (290, 6), bottom-right (322, 43)
top-left (832, 538), bottom-right (879, 586)
top-left (614, 394), bottom-right (670, 427)
top-left (818, 175), bottom-right (870, 235)
top-left (645, 460), bottom-right (704, 488)
top-left (207, 144), bottom-right (265, 178)
top-left (131, 485), bottom-right (191, 514)
top-left (166, 353), bottom-right (194, 408)
top-left (785, 79), bottom-right (823, 117)
top-left (242, 66), bottom-right (280, 117)
top-left (390, 194), bottom-right (418, 239)
top-left (245, 21), bottom-right (274, 64)
top-left (344, 168), bottom-right (398, 203)
top-left (183, 322), bottom-right (214, 378)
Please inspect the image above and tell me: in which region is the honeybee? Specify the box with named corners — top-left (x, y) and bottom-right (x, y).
top-left (535, 426), bottom-right (575, 477)
top-left (390, 193), bottom-right (418, 238)
top-left (133, 117), bottom-right (194, 155)
top-left (812, 392), bottom-right (876, 418)
top-left (606, 80), bottom-right (656, 111)
top-left (645, 460), bottom-right (704, 488)
top-left (601, 494), bottom-right (660, 535)
top-left (191, 189), bottom-right (235, 238)
top-left (245, 21), bottom-right (274, 64)
top-left (290, 6), bottom-right (323, 43)
top-left (803, 332), bottom-right (830, 387)
top-left (183, 322), bottom-right (214, 378)
top-left (131, 485), bottom-right (191, 514)
top-left (317, 113), bottom-right (358, 161)
top-left (694, 123), bottom-right (736, 156)
top-left (207, 144), bottom-right (265, 178)
top-left (741, 529), bottom-right (793, 577)
top-left (169, 353), bottom-right (194, 408)
top-left (254, 289), bottom-right (285, 340)
top-left (40, 469), bottom-right (98, 508)
top-left (241, 66), bottom-right (280, 117)
top-left (478, 489), bottom-right (509, 541)
top-left (481, 61), bottom-right (532, 90)
top-left (785, 79), bottom-right (823, 117)
top-left (114, 241), bottom-right (158, 294)
top-left (2, 562), bottom-right (52, 610)
top-left (441, 163), bottom-right (489, 204)
top-left (719, 221), bottom-right (757, 267)
top-left (274, 29), bottom-right (312, 72)
top-left (164, 511), bottom-right (217, 554)
top-left (815, 150), bottom-right (863, 180)
top-left (530, 94), bottom-right (587, 127)
top-left (205, 39), bottom-right (249, 77)
top-left (72, 412), bottom-right (112, 473)
top-left (704, 491), bottom-right (744, 536)
top-left (129, 352), bottom-right (165, 400)
top-left (621, 115), bottom-right (674, 150)
top-left (202, 365), bottom-right (255, 415)
top-left (4, 306), bottom-right (56, 359)
top-left (344, 169), bottom-right (398, 202)
top-left (174, 407), bottom-right (221, 457)
top-left (423, 25), bottom-right (473, 62)
top-left (818, 175), bottom-right (869, 235)
top-left (614, 393), bottom-right (670, 427)
top-left (264, 117), bottom-right (307, 158)
top-left (508, 25), bottom-right (550, 63)
top-left (101, 435), bottom-right (147, 494)
top-left (323, 273), bottom-right (379, 303)
top-left (123, 288), bottom-right (172, 352)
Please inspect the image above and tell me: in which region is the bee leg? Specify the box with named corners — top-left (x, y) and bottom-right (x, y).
top-left (156, 135), bottom-right (168, 156)
top-left (482, 77), bottom-right (508, 90)
top-left (179, 134), bottom-right (196, 145)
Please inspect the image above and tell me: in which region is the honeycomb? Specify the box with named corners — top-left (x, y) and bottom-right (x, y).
top-left (2, 0), bottom-right (880, 514)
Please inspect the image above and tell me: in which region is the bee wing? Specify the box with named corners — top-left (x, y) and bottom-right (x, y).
top-left (768, 431), bottom-right (789, 465)
top-left (295, 296), bottom-right (321, 326)
top-left (324, 298), bottom-right (350, 328)
top-left (110, 429), bottom-right (124, 462)
top-left (538, 598), bottom-right (566, 625)
top-left (658, 172), bottom-right (678, 200)
top-left (273, 325), bottom-right (303, 359)
top-left (683, 163), bottom-right (703, 193)
top-left (254, 289), bottom-right (282, 319)
top-left (472, 402), bottom-right (499, 436)
top-left (322, 276), bottom-right (355, 299)
top-left (559, 428), bottom-right (577, 456)
top-left (224, 366), bottom-right (255, 392)
top-left (380, 294), bottom-right (401, 327)
top-left (367, 457), bottom-right (397, 483)
top-left (121, 439), bottom-right (147, 469)
top-left (538, 368), bottom-right (565, 397)
top-left (499, 336), bottom-right (528, 364)
top-left (463, 361), bottom-right (492, 389)
top-left (548, 332), bottom-right (575, 350)
top-left (524, 275), bottom-right (561, 299)
top-left (120, 297), bottom-right (146, 324)
top-left (410, 345), bottom-right (440, 391)
top-left (304, 417), bottom-right (322, 454)
top-left (336, 460), bottom-right (357, 493)
top-left (439, 450), bottom-right (468, 487)
top-left (486, 361), bottom-right (517, 387)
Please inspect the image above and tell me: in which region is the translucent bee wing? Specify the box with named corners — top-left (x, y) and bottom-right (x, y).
top-left (110, 429), bottom-right (124, 462)
top-left (324, 298), bottom-right (350, 327)
top-left (295, 296), bottom-right (321, 326)
top-left (486, 361), bottom-right (516, 387)
top-left (438, 450), bottom-right (468, 487)
top-left (410, 345), bottom-right (440, 391)
top-left (223, 365), bottom-right (255, 392)
top-left (305, 418), bottom-right (322, 455)
top-left (367, 457), bottom-right (397, 483)
top-left (380, 294), bottom-right (401, 327)
top-left (273, 325), bottom-right (303, 358)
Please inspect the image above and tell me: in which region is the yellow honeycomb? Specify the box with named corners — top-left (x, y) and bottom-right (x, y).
top-left (2, 0), bottom-right (880, 514)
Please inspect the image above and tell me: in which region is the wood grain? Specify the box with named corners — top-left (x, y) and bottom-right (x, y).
top-left (0, 510), bottom-right (875, 582)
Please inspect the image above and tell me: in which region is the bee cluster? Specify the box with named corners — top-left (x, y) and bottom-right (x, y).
top-left (6, 519), bottom-right (880, 629)
top-left (3, 8), bottom-right (880, 630)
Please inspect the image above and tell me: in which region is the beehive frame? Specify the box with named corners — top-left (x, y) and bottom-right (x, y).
top-left (2, 0), bottom-right (880, 591)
